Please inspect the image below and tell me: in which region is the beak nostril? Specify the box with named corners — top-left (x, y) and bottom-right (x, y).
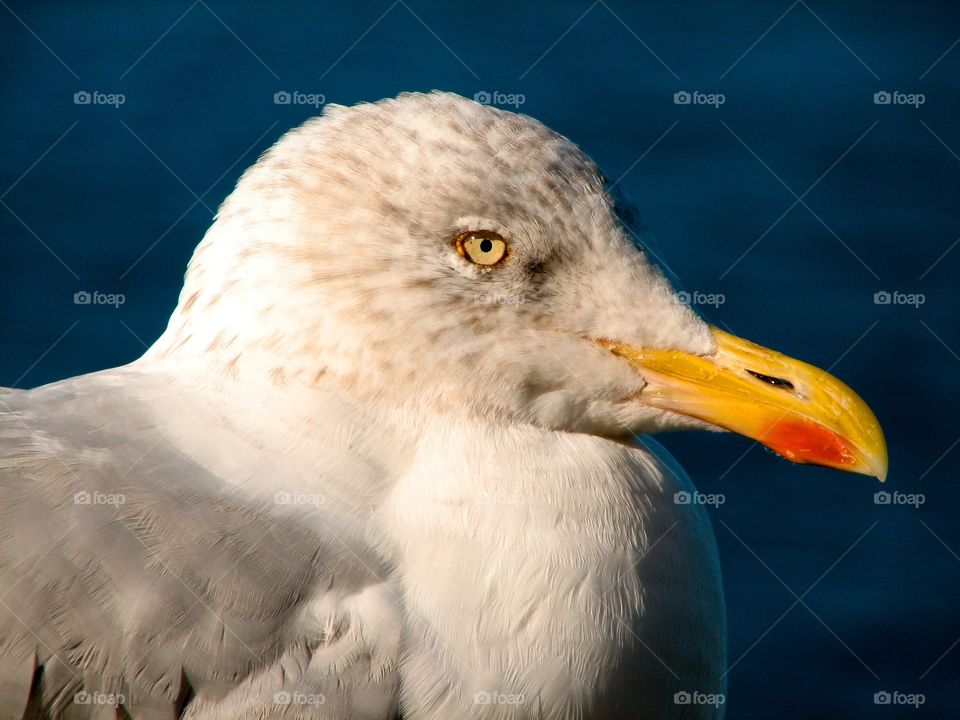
top-left (746, 369), bottom-right (795, 391)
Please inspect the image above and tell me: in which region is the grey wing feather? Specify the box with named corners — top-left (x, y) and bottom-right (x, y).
top-left (0, 375), bottom-right (400, 719)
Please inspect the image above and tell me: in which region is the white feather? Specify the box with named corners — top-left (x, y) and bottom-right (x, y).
top-left (1, 91), bottom-right (725, 719)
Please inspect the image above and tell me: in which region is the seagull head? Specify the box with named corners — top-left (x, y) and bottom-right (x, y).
top-left (148, 91), bottom-right (887, 481)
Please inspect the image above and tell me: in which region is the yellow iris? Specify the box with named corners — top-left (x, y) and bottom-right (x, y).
top-left (456, 231), bottom-right (508, 266)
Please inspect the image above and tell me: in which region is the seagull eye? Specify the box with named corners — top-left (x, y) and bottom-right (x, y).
top-left (456, 231), bottom-right (508, 266)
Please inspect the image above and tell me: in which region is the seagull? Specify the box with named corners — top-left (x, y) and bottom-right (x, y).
top-left (0, 91), bottom-right (886, 719)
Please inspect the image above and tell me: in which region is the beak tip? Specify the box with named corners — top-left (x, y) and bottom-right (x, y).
top-left (861, 436), bottom-right (888, 483)
top-left (872, 454), bottom-right (889, 484)
top-left (868, 427), bottom-right (889, 483)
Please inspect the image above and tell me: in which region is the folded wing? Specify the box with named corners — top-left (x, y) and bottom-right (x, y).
top-left (0, 377), bottom-right (400, 720)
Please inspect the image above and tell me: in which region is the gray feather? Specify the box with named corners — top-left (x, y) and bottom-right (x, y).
top-left (0, 375), bottom-right (399, 719)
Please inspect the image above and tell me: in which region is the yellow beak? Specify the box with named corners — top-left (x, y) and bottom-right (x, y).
top-left (601, 326), bottom-right (888, 481)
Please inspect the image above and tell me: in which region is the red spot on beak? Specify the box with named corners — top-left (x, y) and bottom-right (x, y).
top-left (764, 418), bottom-right (857, 467)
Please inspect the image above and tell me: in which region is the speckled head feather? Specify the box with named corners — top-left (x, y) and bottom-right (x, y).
top-left (145, 91), bottom-right (713, 436)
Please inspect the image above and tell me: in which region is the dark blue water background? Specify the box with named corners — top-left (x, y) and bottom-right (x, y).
top-left (2, 2), bottom-right (959, 716)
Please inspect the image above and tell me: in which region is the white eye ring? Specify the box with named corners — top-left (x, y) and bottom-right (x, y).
top-left (456, 231), bottom-right (508, 266)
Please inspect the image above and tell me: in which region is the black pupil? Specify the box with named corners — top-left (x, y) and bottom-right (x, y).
top-left (479, 238), bottom-right (493, 253)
